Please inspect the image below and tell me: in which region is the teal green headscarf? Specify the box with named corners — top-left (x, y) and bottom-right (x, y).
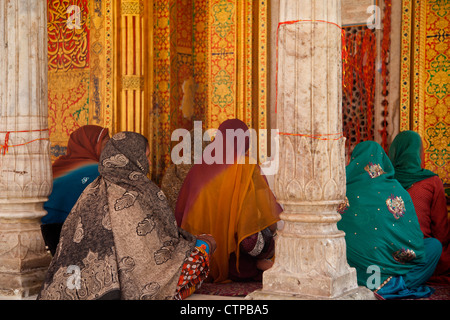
top-left (338, 141), bottom-right (425, 287)
top-left (389, 131), bottom-right (437, 190)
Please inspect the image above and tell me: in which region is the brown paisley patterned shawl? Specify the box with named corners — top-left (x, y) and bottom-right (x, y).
top-left (38, 132), bottom-right (196, 300)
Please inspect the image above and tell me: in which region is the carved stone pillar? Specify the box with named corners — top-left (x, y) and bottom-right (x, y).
top-left (249, 0), bottom-right (374, 300)
top-left (0, 0), bottom-right (52, 299)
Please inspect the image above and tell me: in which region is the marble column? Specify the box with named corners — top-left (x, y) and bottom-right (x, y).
top-left (0, 0), bottom-right (52, 299)
top-left (249, 0), bottom-right (375, 300)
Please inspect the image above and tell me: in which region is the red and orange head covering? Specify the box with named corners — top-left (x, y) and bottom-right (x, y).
top-left (52, 125), bottom-right (109, 179)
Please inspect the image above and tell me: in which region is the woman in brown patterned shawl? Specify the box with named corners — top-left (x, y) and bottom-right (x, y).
top-left (38, 132), bottom-right (214, 300)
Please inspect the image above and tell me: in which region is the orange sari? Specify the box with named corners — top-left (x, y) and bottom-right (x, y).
top-left (175, 119), bottom-right (282, 283)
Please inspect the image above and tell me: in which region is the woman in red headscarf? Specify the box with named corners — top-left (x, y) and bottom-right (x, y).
top-left (41, 125), bottom-right (110, 255)
top-left (175, 119), bottom-right (282, 283)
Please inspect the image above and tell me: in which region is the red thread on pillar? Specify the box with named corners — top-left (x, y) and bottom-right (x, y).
top-left (1, 132), bottom-right (10, 155)
top-left (275, 19), bottom-right (344, 115)
top-left (0, 129), bottom-right (49, 156)
top-left (278, 132), bottom-right (345, 141)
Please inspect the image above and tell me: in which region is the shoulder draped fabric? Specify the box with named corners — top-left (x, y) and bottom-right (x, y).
top-left (337, 141), bottom-right (425, 286)
top-left (175, 119), bottom-right (282, 283)
top-left (408, 177), bottom-right (450, 284)
top-left (42, 126), bottom-right (109, 254)
top-left (388, 131), bottom-right (437, 190)
top-left (38, 132), bottom-right (196, 300)
top-left (43, 164), bottom-right (100, 225)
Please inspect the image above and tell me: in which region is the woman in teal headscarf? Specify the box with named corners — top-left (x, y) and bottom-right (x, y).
top-left (338, 141), bottom-right (442, 299)
top-left (389, 131), bottom-right (449, 284)
top-left (388, 130), bottom-right (437, 190)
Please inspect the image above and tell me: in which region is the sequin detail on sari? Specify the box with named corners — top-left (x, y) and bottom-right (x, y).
top-left (393, 248), bottom-right (416, 264)
top-left (386, 195), bottom-right (406, 220)
top-left (337, 197), bottom-right (350, 215)
top-left (364, 162), bottom-right (386, 179)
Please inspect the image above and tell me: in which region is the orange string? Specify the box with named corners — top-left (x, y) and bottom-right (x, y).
top-left (0, 128), bottom-right (49, 134)
top-left (0, 129), bottom-right (49, 155)
top-left (278, 132), bottom-right (344, 141)
top-left (1, 132), bottom-right (10, 155)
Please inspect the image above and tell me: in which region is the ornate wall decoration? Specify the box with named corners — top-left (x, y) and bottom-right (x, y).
top-left (151, 0), bottom-right (175, 182)
top-left (149, 0), bottom-right (268, 183)
top-left (341, 0), bottom-right (394, 161)
top-left (47, 0), bottom-right (270, 183)
top-left (400, 0), bottom-right (450, 183)
top-left (47, 0), bottom-right (115, 162)
top-left (47, 0), bottom-right (90, 71)
top-left (209, 0), bottom-right (237, 127)
top-left (48, 70), bottom-right (90, 156)
top-left (193, 0), bottom-right (209, 125)
top-left (205, 0), bottom-right (268, 132)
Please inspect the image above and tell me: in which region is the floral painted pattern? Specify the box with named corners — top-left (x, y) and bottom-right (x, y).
top-left (386, 195), bottom-right (406, 220)
top-left (364, 162), bottom-right (386, 179)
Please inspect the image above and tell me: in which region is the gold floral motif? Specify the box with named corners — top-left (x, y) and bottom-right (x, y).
top-left (386, 195), bottom-right (406, 220)
top-left (364, 163), bottom-right (386, 179)
top-left (427, 54), bottom-right (450, 100)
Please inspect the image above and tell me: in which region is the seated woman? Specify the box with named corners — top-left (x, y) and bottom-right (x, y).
top-left (389, 130), bottom-right (450, 284)
top-left (337, 141), bottom-right (442, 299)
top-left (41, 125), bottom-right (110, 255)
top-left (175, 119), bottom-right (282, 283)
top-left (38, 132), bottom-right (215, 300)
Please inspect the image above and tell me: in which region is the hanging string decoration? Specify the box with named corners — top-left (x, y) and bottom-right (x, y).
top-left (342, 26), bottom-right (377, 162)
top-left (379, 0), bottom-right (392, 153)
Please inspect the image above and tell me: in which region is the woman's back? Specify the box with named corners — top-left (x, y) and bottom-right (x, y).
top-left (338, 141), bottom-right (426, 286)
top-left (408, 175), bottom-right (449, 241)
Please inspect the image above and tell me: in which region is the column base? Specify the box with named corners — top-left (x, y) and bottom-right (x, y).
top-left (0, 204), bottom-right (52, 300)
top-left (246, 263), bottom-right (376, 301)
top-left (0, 268), bottom-right (49, 300)
top-left (247, 286), bottom-right (376, 300)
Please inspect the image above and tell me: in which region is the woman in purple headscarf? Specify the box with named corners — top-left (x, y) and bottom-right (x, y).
top-left (175, 119), bottom-right (282, 283)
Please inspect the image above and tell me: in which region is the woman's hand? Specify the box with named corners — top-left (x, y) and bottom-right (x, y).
top-left (196, 234), bottom-right (217, 254)
top-left (256, 259), bottom-right (274, 271)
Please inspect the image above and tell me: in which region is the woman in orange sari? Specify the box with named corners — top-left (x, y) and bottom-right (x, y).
top-left (175, 119), bottom-right (282, 283)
